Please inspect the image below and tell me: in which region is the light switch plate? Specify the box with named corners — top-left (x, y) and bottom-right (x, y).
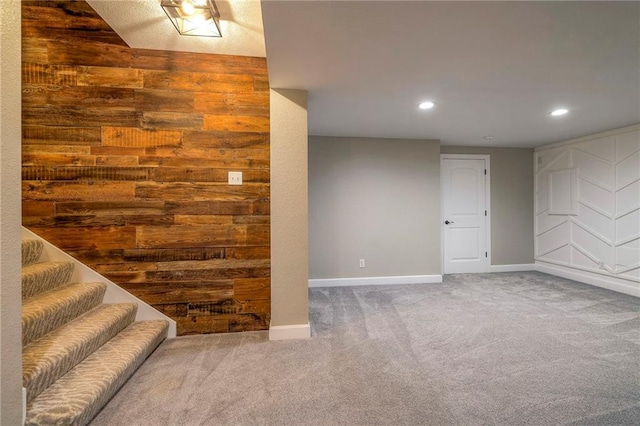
top-left (228, 171), bottom-right (243, 185)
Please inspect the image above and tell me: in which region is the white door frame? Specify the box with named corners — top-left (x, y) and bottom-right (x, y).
top-left (440, 154), bottom-right (492, 274)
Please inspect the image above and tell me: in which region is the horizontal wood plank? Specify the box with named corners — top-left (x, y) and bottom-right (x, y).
top-left (56, 201), bottom-right (165, 216)
top-left (122, 248), bottom-right (226, 262)
top-left (141, 111), bottom-right (203, 130)
top-left (22, 63), bottom-right (77, 86)
top-left (233, 278), bottom-right (270, 300)
top-left (47, 39), bottom-right (131, 67)
top-left (136, 224), bottom-right (269, 248)
top-left (77, 66), bottom-right (143, 88)
top-left (22, 201), bottom-right (55, 217)
top-left (228, 314), bottom-right (268, 332)
top-left (164, 201), bottom-right (254, 215)
top-left (225, 246), bottom-right (270, 260)
top-left (204, 115), bottom-right (270, 133)
top-left (22, 3), bottom-right (114, 32)
top-left (131, 49), bottom-right (268, 75)
top-left (23, 126), bottom-right (101, 145)
top-left (29, 226), bottom-right (136, 250)
top-left (22, 145), bottom-right (92, 155)
top-left (102, 127), bottom-right (182, 148)
top-left (173, 215), bottom-right (234, 225)
top-left (142, 70), bottom-right (254, 93)
top-left (172, 315), bottom-right (230, 335)
top-left (119, 281), bottom-right (234, 304)
top-left (22, 153), bottom-right (96, 166)
top-left (134, 89), bottom-right (194, 113)
top-left (23, 106), bottom-right (141, 128)
top-left (22, 166), bottom-right (150, 181)
top-left (194, 92), bottom-right (269, 116)
top-left (182, 131), bottom-right (269, 149)
top-left (150, 168), bottom-right (269, 183)
top-left (135, 182), bottom-right (269, 201)
top-left (23, 181), bottom-right (136, 201)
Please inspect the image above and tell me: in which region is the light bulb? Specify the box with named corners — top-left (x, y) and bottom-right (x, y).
top-left (181, 0), bottom-right (195, 15)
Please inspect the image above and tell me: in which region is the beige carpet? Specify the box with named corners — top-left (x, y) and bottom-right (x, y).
top-left (91, 272), bottom-right (640, 425)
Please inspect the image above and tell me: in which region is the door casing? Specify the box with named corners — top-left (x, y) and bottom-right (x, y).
top-left (440, 154), bottom-right (492, 274)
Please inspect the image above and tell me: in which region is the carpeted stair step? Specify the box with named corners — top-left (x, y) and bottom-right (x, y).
top-left (22, 261), bottom-right (74, 300)
top-left (22, 282), bottom-right (107, 347)
top-left (25, 320), bottom-right (169, 426)
top-left (22, 239), bottom-right (43, 267)
top-left (23, 303), bottom-right (138, 403)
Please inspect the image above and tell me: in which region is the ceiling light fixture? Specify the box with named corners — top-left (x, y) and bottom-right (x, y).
top-left (418, 101), bottom-right (436, 110)
top-left (161, 0), bottom-right (222, 37)
top-left (549, 108), bottom-right (569, 117)
top-left (483, 135), bottom-right (495, 141)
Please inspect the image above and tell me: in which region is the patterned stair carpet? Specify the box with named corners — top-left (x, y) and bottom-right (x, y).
top-left (21, 238), bottom-right (168, 426)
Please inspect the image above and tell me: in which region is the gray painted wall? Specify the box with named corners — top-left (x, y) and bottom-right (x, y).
top-left (1, 0), bottom-right (24, 423)
top-left (441, 146), bottom-right (534, 265)
top-left (270, 89), bottom-right (309, 330)
top-left (309, 136), bottom-right (441, 279)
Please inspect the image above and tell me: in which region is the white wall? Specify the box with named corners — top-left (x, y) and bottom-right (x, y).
top-left (534, 124), bottom-right (640, 296)
top-left (0, 0), bottom-right (25, 423)
top-left (309, 136), bottom-right (441, 284)
top-left (269, 89), bottom-right (310, 340)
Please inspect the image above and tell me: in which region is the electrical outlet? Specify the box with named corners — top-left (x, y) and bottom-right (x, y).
top-left (228, 171), bottom-right (242, 185)
top-left (359, 259), bottom-right (365, 268)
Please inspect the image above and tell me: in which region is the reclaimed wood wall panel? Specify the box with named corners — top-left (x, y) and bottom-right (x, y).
top-left (21, 0), bottom-right (270, 335)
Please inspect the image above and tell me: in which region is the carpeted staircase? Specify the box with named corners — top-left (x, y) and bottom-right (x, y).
top-left (22, 239), bottom-right (169, 426)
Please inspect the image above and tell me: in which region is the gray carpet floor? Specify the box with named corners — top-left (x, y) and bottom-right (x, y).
top-left (90, 272), bottom-right (640, 426)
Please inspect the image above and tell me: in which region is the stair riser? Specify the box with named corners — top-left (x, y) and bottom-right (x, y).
top-left (24, 304), bottom-right (137, 403)
top-left (22, 262), bottom-right (74, 300)
top-left (22, 284), bottom-right (106, 347)
top-left (22, 239), bottom-right (43, 267)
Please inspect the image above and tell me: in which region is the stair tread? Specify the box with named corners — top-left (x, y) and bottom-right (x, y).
top-left (26, 320), bottom-right (169, 426)
top-left (22, 239), bottom-right (43, 267)
top-left (22, 282), bottom-right (107, 347)
top-left (22, 261), bottom-right (74, 300)
top-left (23, 303), bottom-right (138, 403)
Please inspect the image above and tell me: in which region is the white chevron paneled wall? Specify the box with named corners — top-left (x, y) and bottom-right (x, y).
top-left (535, 126), bottom-right (640, 289)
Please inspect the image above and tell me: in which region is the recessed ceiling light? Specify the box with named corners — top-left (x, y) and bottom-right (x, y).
top-left (549, 108), bottom-right (569, 117)
top-left (418, 101), bottom-right (435, 110)
top-left (483, 135), bottom-right (495, 141)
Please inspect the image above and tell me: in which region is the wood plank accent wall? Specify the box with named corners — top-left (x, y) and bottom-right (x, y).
top-left (21, 0), bottom-right (270, 335)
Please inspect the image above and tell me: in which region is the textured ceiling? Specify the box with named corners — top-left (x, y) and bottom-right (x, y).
top-left (262, 1), bottom-right (640, 147)
top-left (87, 0), bottom-right (265, 57)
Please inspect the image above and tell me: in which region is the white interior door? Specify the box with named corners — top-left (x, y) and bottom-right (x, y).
top-left (442, 157), bottom-right (489, 274)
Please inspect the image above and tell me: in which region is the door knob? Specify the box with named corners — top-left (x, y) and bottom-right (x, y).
top-left (444, 220), bottom-right (454, 225)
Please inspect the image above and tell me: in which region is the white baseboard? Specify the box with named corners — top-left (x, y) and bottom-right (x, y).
top-left (308, 274), bottom-right (442, 288)
top-left (490, 264), bottom-right (536, 273)
top-left (269, 323), bottom-right (311, 341)
top-left (535, 262), bottom-right (640, 298)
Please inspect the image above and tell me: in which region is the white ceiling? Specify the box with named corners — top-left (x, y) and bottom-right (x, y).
top-left (262, 1), bottom-right (640, 147)
top-left (87, 0), bottom-right (266, 57)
